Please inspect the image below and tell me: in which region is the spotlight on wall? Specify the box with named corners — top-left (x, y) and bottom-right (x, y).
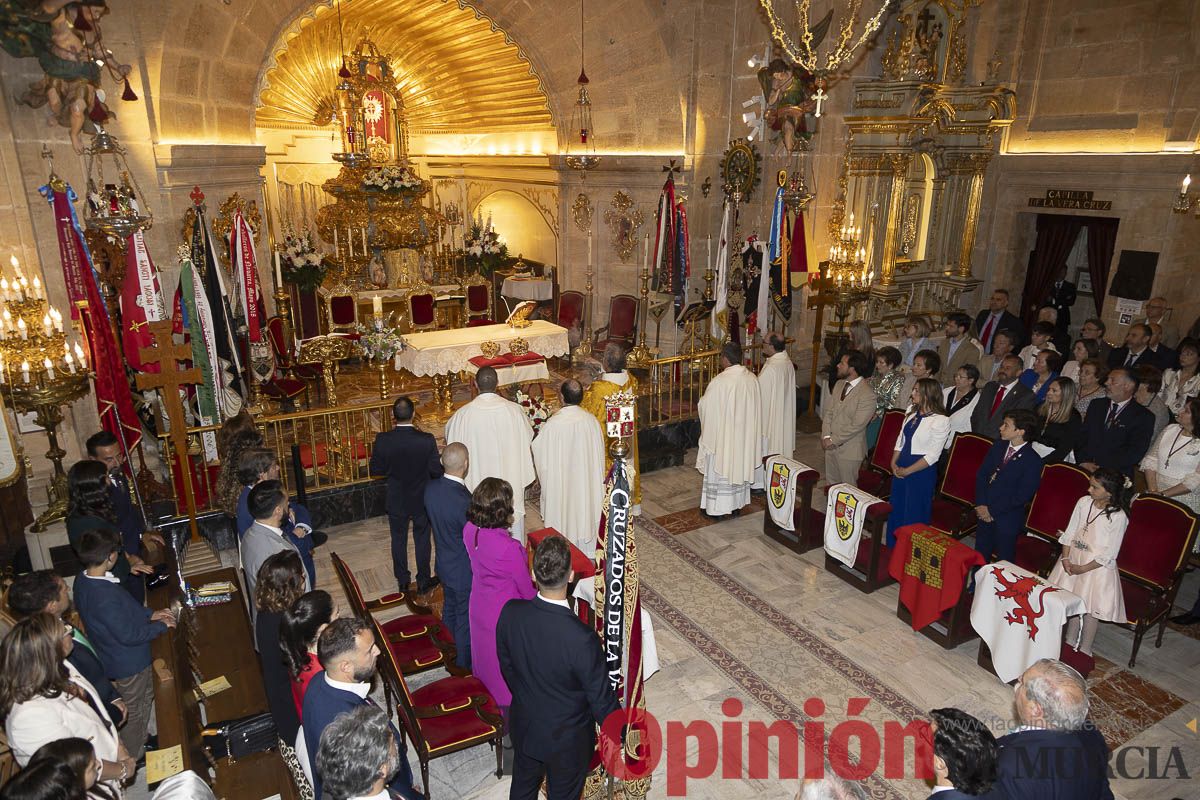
top-left (1174, 173), bottom-right (1200, 218)
top-left (747, 54), bottom-right (768, 69)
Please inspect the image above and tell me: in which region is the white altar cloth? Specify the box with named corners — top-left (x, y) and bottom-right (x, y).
top-left (395, 320), bottom-right (569, 377)
top-left (502, 276), bottom-right (554, 301)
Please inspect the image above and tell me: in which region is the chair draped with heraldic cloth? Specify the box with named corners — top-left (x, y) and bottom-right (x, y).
top-left (1014, 463), bottom-right (1091, 576)
top-left (592, 293), bottom-right (638, 353)
top-left (1115, 495), bottom-right (1199, 667)
top-left (761, 457), bottom-right (823, 554)
top-left (462, 272), bottom-right (494, 327)
top-left (823, 484), bottom-right (896, 594)
top-left (856, 409), bottom-right (905, 498)
top-left (406, 279), bottom-right (438, 332)
top-left (929, 432), bottom-right (993, 538)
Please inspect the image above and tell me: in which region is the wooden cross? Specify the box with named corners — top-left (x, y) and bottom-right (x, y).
top-left (134, 320), bottom-right (203, 540)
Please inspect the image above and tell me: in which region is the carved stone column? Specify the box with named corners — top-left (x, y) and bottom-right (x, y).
top-left (947, 152), bottom-right (992, 278)
top-left (878, 153), bottom-right (913, 287)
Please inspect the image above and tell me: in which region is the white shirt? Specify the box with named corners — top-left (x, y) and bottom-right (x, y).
top-left (324, 673), bottom-right (371, 700)
top-left (537, 593), bottom-right (571, 610)
top-left (844, 376), bottom-right (863, 391)
top-left (947, 336), bottom-right (964, 360)
top-left (82, 571), bottom-right (121, 584)
top-left (445, 474), bottom-right (467, 487)
top-left (1108, 397), bottom-right (1132, 419)
top-left (257, 521), bottom-right (285, 538)
top-left (349, 791), bottom-right (390, 800)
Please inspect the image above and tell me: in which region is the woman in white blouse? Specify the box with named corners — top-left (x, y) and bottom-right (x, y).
top-left (0, 613), bottom-right (131, 788)
top-left (887, 378), bottom-right (952, 546)
top-left (1162, 337), bottom-right (1200, 417)
top-left (1060, 338), bottom-right (1099, 383)
top-left (942, 364), bottom-right (980, 448)
top-left (1142, 395), bottom-right (1200, 518)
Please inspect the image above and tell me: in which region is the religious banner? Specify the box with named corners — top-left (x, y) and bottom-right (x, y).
top-left (888, 524), bottom-right (985, 631)
top-left (189, 196), bottom-right (246, 412)
top-left (230, 208), bottom-right (263, 343)
top-left (823, 483), bottom-right (877, 567)
top-left (711, 198), bottom-right (731, 340)
top-left (40, 175), bottom-right (141, 450)
top-left (764, 454), bottom-right (808, 532)
top-left (749, 185), bottom-right (785, 336)
top-left (120, 230), bottom-right (166, 371)
top-left (970, 561), bottom-right (1086, 683)
top-left (176, 249), bottom-right (221, 462)
top-left (650, 176), bottom-right (676, 297)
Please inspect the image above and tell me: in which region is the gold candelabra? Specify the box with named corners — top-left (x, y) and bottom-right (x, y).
top-left (0, 256), bottom-right (93, 530)
top-left (627, 233), bottom-right (653, 365)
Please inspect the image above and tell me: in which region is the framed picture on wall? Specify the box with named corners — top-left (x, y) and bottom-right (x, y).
top-left (1076, 269), bottom-right (1092, 295)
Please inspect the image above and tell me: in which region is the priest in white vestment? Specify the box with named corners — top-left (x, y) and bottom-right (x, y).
top-left (444, 366), bottom-right (535, 542)
top-left (755, 333), bottom-right (796, 488)
top-left (531, 379), bottom-right (605, 552)
top-left (697, 342), bottom-right (763, 516)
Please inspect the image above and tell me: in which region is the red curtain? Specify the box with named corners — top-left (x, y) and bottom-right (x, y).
top-left (1082, 217), bottom-right (1119, 316)
top-left (1021, 215), bottom-right (1083, 331)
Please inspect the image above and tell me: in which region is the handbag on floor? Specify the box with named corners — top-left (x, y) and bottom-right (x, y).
top-left (201, 712), bottom-right (277, 761)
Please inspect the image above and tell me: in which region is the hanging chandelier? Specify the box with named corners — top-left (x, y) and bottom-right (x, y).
top-left (825, 212), bottom-right (870, 289)
top-left (564, 0), bottom-right (600, 171)
top-left (757, 0), bottom-right (893, 75)
top-left (82, 129), bottom-right (152, 239)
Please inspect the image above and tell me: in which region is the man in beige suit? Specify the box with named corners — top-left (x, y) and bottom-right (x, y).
top-left (936, 312), bottom-right (982, 388)
top-left (821, 350), bottom-right (877, 485)
top-left (977, 328), bottom-right (1017, 385)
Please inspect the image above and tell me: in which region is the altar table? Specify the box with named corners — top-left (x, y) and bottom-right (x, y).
top-left (396, 319), bottom-right (569, 376)
top-left (501, 275), bottom-right (554, 302)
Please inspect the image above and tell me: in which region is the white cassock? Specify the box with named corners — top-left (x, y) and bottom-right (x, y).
top-left (444, 392), bottom-right (535, 542)
top-left (697, 364), bottom-right (763, 514)
top-left (531, 404), bottom-right (605, 553)
top-left (755, 351), bottom-right (796, 488)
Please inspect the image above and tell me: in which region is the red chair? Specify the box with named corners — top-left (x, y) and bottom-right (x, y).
top-left (592, 294), bottom-right (638, 352)
top-left (372, 618), bottom-right (503, 797)
top-left (325, 288), bottom-right (360, 338)
top-left (1115, 495), bottom-right (1199, 667)
top-left (929, 432), bottom-right (992, 538)
top-left (822, 490), bottom-right (895, 594)
top-left (260, 374), bottom-right (308, 411)
top-left (558, 290), bottom-right (584, 331)
top-left (1013, 463), bottom-right (1090, 576)
top-left (407, 283), bottom-right (437, 332)
top-left (266, 317), bottom-right (321, 407)
top-left (856, 409), bottom-right (905, 498)
top-left (463, 273), bottom-right (494, 327)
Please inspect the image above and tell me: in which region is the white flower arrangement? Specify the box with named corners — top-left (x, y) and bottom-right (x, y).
top-left (279, 230), bottom-right (331, 292)
top-left (355, 317), bottom-right (406, 361)
top-left (362, 165), bottom-right (424, 193)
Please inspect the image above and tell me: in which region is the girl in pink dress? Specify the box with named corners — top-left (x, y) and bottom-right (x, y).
top-left (1048, 467), bottom-right (1130, 656)
top-left (464, 478), bottom-right (536, 710)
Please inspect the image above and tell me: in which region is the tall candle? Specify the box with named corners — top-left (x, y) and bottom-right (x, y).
top-left (334, 227), bottom-right (340, 252)
top-left (642, 234), bottom-right (649, 271)
top-left (587, 232), bottom-right (592, 267)
top-left (32, 276), bottom-right (41, 300)
top-left (362, 227), bottom-right (368, 253)
top-left (43, 357), bottom-right (53, 381)
top-left (16, 318), bottom-right (26, 340)
top-left (372, 295), bottom-right (383, 316)
top-left (65, 351), bottom-right (75, 374)
top-left (74, 342), bottom-right (86, 368)
top-left (707, 235), bottom-right (712, 269)
top-left (42, 314), bottom-right (51, 337)
top-left (348, 229), bottom-right (355, 258)
top-left (1184, 174), bottom-right (1192, 194)
top-left (20, 361), bottom-right (29, 384)
top-left (1, 278), bottom-right (9, 302)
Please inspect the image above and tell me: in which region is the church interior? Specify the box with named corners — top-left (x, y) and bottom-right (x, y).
top-left (0, 0), bottom-right (1198, 798)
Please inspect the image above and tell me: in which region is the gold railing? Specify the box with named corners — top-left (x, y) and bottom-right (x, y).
top-left (157, 399), bottom-right (394, 518)
top-left (641, 348), bottom-right (722, 426)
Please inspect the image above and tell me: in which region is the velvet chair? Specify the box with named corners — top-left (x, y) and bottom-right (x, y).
top-left (558, 290), bottom-right (585, 331)
top-left (463, 273), bottom-right (494, 327)
top-left (822, 491), bottom-right (896, 594)
top-left (1115, 495), bottom-right (1199, 667)
top-left (856, 409), bottom-right (905, 498)
top-left (406, 282), bottom-right (438, 332)
top-left (371, 618), bottom-right (504, 798)
top-left (592, 293), bottom-right (638, 352)
top-left (929, 432), bottom-right (992, 538)
top-left (325, 288), bottom-right (360, 337)
top-left (1013, 463), bottom-right (1090, 576)
top-left (761, 458), bottom-right (823, 554)
top-left (266, 316), bottom-right (321, 388)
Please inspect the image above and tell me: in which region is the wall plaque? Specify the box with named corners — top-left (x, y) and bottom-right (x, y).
top-left (1028, 189), bottom-right (1112, 211)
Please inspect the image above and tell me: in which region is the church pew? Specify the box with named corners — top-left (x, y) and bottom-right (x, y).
top-left (821, 490), bottom-right (896, 594)
top-left (761, 461), bottom-right (823, 555)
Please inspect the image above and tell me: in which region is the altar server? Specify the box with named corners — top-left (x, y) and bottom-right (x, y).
top-left (758, 332), bottom-right (797, 462)
top-left (445, 366), bottom-right (536, 543)
top-left (697, 342), bottom-right (762, 517)
top-left (532, 380), bottom-right (605, 553)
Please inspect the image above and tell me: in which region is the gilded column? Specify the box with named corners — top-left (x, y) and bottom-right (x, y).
top-left (954, 153), bottom-right (991, 278)
top-left (878, 153), bottom-right (912, 287)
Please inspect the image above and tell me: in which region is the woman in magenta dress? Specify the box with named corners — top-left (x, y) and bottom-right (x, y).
top-left (464, 477), bottom-right (536, 710)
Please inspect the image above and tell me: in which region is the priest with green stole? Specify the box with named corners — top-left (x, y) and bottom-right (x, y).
top-left (697, 341), bottom-right (763, 517)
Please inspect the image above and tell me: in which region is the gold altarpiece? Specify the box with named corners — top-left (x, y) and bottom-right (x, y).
top-left (830, 0), bottom-right (1015, 326)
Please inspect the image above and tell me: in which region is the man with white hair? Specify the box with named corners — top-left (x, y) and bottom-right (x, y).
top-left (315, 705), bottom-right (401, 800)
top-left (989, 658), bottom-right (1113, 799)
top-left (796, 771), bottom-right (868, 800)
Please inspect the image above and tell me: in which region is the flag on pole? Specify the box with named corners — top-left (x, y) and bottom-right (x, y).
top-left (230, 209), bottom-right (265, 344)
top-left (711, 199), bottom-right (731, 340)
top-left (39, 177), bottom-right (141, 450)
top-left (673, 201), bottom-right (689, 319)
top-left (650, 177), bottom-right (676, 294)
top-left (774, 205), bottom-right (811, 320)
top-left (751, 185), bottom-right (785, 336)
top-left (120, 231), bottom-right (166, 371)
top-left (189, 199), bottom-right (246, 410)
top-left (177, 251), bottom-right (221, 461)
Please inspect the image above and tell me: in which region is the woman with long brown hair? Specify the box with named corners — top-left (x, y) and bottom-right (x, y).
top-left (253, 551), bottom-right (307, 749)
top-left (66, 461), bottom-right (152, 599)
top-left (887, 377), bottom-right (951, 546)
top-left (215, 411), bottom-right (264, 517)
top-left (0, 614), bottom-right (132, 789)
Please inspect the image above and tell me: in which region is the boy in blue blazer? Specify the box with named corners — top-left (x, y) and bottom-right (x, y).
top-left (73, 528), bottom-right (176, 759)
top-left (974, 408), bottom-right (1044, 563)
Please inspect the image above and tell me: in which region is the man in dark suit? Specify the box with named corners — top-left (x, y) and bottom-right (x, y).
top-left (1075, 367), bottom-right (1155, 477)
top-left (986, 659), bottom-right (1113, 800)
top-left (929, 707), bottom-right (998, 799)
top-left (86, 431), bottom-right (164, 603)
top-left (975, 288), bottom-right (1024, 354)
top-left (423, 441), bottom-right (473, 668)
top-left (974, 409), bottom-right (1044, 563)
top-left (1146, 322), bottom-right (1178, 371)
top-left (370, 396), bottom-right (443, 594)
top-left (971, 355), bottom-right (1036, 440)
top-left (303, 617), bottom-right (421, 800)
top-left (497, 536), bottom-right (620, 800)
top-left (1106, 323), bottom-right (1154, 370)
top-left (1043, 266), bottom-right (1077, 333)
top-left (1080, 318), bottom-right (1113, 365)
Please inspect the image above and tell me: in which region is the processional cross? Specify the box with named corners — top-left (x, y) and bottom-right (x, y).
top-left (134, 320), bottom-right (203, 540)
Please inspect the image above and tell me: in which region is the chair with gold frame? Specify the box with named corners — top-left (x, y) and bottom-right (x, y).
top-left (405, 278), bottom-right (438, 333)
top-left (462, 271), bottom-right (494, 327)
top-left (324, 283), bottom-right (361, 339)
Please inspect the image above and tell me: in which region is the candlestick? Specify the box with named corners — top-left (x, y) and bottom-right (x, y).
top-left (17, 318), bottom-right (26, 340)
top-left (20, 361), bottom-right (29, 383)
top-left (274, 251), bottom-right (283, 287)
top-left (43, 357), bottom-right (54, 381)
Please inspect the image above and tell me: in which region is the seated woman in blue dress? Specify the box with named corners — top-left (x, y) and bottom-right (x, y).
top-left (1018, 349), bottom-right (1063, 406)
top-left (886, 377), bottom-right (952, 547)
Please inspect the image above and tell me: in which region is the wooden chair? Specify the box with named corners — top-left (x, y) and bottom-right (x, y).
top-left (1115, 495), bottom-right (1199, 667)
top-left (856, 409), bottom-right (905, 499)
top-left (406, 280), bottom-right (438, 333)
top-left (592, 294), bottom-right (638, 352)
top-left (822, 487), bottom-right (895, 594)
top-left (929, 432), bottom-right (993, 538)
top-left (330, 553), bottom-right (455, 676)
top-left (761, 458), bottom-right (823, 554)
top-left (1013, 463), bottom-right (1091, 576)
top-left (462, 272), bottom-right (494, 327)
top-left (558, 290), bottom-right (585, 331)
top-left (371, 618), bottom-right (503, 798)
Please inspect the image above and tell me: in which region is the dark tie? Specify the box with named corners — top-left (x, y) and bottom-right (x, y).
top-left (1125, 352), bottom-right (1135, 366)
top-left (990, 385), bottom-right (1007, 415)
top-left (1106, 402), bottom-right (1120, 428)
top-left (840, 382), bottom-right (851, 401)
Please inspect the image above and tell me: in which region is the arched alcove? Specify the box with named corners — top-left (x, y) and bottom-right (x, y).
top-left (472, 189), bottom-right (557, 267)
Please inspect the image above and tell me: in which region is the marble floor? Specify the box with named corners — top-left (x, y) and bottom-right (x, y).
top-left (158, 429), bottom-right (1200, 800)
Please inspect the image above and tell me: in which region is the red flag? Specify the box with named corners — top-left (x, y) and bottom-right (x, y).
top-left (40, 179), bottom-right (141, 451)
top-left (790, 206), bottom-right (810, 275)
top-left (120, 231), bottom-right (165, 371)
